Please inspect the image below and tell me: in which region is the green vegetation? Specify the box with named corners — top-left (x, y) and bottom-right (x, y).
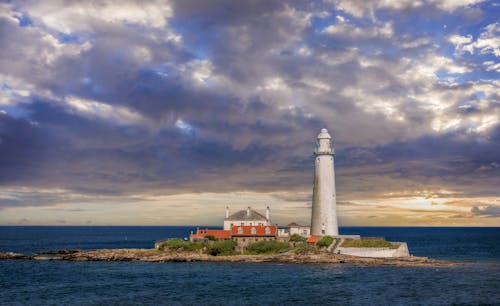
top-left (316, 236), bottom-right (334, 248)
top-left (246, 240), bottom-right (290, 254)
top-left (206, 240), bottom-right (237, 256)
top-left (341, 238), bottom-right (396, 248)
top-left (158, 238), bottom-right (205, 252)
top-left (289, 234), bottom-right (306, 242)
top-left (204, 235), bottom-right (217, 241)
top-left (293, 243), bottom-right (310, 255)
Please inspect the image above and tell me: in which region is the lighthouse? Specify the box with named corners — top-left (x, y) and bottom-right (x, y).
top-left (311, 128), bottom-right (339, 236)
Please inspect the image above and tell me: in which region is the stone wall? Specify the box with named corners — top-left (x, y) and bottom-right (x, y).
top-left (338, 242), bottom-right (410, 258)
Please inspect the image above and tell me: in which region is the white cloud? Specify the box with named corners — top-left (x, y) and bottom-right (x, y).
top-left (323, 20), bottom-right (394, 39)
top-left (330, 0), bottom-right (481, 19)
top-left (175, 119), bottom-right (195, 135)
top-left (258, 77), bottom-right (288, 91)
top-left (65, 96), bottom-right (145, 126)
top-left (188, 60), bottom-right (214, 85)
top-left (483, 61), bottom-right (500, 72)
top-left (23, 0), bottom-right (172, 34)
top-left (400, 37), bottom-right (432, 49)
top-left (449, 23), bottom-right (500, 57)
top-left (429, 0), bottom-right (484, 12)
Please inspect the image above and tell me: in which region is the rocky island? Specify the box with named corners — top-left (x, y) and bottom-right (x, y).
top-left (0, 247), bottom-right (454, 267)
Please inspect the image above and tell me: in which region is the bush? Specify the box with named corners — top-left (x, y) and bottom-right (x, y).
top-left (206, 240), bottom-right (237, 256)
top-left (293, 243), bottom-right (309, 255)
top-left (289, 234), bottom-right (306, 242)
top-left (205, 235), bottom-right (217, 241)
top-left (246, 240), bottom-right (290, 254)
top-left (184, 241), bottom-right (205, 251)
top-left (316, 236), bottom-right (334, 248)
top-left (341, 238), bottom-right (395, 248)
top-left (158, 238), bottom-right (184, 251)
top-left (159, 238), bottom-right (205, 252)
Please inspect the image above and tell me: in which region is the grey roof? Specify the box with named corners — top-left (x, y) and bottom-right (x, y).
top-left (225, 208), bottom-right (267, 221)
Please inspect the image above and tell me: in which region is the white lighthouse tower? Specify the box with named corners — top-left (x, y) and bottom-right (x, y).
top-left (311, 128), bottom-right (339, 236)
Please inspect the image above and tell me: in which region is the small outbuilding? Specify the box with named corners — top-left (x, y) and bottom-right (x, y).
top-left (306, 235), bottom-right (319, 246)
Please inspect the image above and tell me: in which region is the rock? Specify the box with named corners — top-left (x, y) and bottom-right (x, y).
top-left (0, 249), bottom-right (456, 267)
top-left (36, 249), bottom-right (80, 255)
top-left (0, 252), bottom-right (32, 260)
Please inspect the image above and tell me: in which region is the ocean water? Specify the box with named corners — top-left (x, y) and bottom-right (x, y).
top-left (0, 226), bottom-right (499, 305)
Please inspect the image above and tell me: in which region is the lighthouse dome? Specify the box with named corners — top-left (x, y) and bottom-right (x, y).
top-left (317, 128), bottom-right (331, 139)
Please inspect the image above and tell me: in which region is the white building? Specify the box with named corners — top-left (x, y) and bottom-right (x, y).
top-left (223, 206), bottom-right (270, 230)
top-left (288, 222), bottom-right (311, 237)
top-left (310, 128), bottom-right (339, 236)
top-left (278, 223), bottom-right (311, 238)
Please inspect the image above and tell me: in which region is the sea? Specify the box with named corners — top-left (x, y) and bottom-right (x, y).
top-left (0, 226), bottom-right (498, 305)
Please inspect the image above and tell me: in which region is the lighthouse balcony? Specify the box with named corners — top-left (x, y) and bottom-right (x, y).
top-left (314, 150), bottom-right (334, 155)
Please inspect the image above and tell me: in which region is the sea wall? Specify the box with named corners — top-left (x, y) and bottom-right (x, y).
top-left (338, 242), bottom-right (410, 258)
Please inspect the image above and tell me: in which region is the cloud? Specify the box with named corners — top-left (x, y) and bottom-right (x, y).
top-left (64, 96), bottom-right (145, 126)
top-left (449, 23), bottom-right (500, 56)
top-left (17, 0), bottom-right (173, 33)
top-left (323, 21), bottom-right (394, 39)
top-left (470, 205), bottom-right (500, 217)
top-left (329, 0), bottom-right (485, 21)
top-left (0, 0), bottom-right (498, 225)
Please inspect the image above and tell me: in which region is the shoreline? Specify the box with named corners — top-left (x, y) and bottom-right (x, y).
top-left (0, 249), bottom-right (456, 267)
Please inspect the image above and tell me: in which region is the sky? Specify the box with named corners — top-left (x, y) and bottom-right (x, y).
top-left (0, 0), bottom-right (499, 226)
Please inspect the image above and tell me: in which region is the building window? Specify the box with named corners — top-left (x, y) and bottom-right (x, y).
top-left (251, 227), bottom-right (256, 235)
top-left (237, 227), bottom-right (243, 234)
top-left (265, 227), bottom-right (271, 235)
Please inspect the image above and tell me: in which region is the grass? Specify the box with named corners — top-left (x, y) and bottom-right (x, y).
top-left (341, 238), bottom-right (396, 248)
top-left (245, 240), bottom-right (290, 254)
top-left (293, 243), bottom-right (311, 254)
top-left (206, 240), bottom-right (237, 256)
top-left (158, 238), bottom-right (205, 252)
top-left (289, 234), bottom-right (307, 242)
top-left (159, 238), bottom-right (238, 256)
top-left (316, 236), bottom-right (335, 248)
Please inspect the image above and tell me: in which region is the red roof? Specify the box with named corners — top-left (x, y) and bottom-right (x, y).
top-left (230, 225), bottom-right (277, 237)
top-left (190, 229), bottom-right (231, 239)
top-left (307, 235), bottom-right (319, 243)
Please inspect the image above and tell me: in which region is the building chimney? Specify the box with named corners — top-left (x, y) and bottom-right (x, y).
top-left (226, 206), bottom-right (229, 218)
top-left (247, 206), bottom-right (251, 217)
top-left (266, 206), bottom-right (270, 222)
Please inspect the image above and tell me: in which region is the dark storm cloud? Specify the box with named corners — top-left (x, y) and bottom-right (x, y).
top-left (0, 0), bottom-right (498, 210)
top-left (0, 111), bottom-right (54, 184)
